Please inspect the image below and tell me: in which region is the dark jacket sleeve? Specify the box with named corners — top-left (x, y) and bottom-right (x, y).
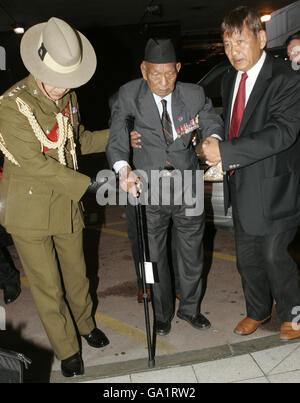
top-left (105, 85), bottom-right (132, 169)
top-left (197, 86), bottom-right (224, 140)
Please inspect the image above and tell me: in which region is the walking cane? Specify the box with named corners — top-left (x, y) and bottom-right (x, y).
top-left (134, 190), bottom-right (155, 368)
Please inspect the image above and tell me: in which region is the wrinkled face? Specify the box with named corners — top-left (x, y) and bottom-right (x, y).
top-left (287, 39), bottom-right (300, 64)
top-left (223, 24), bottom-right (267, 72)
top-left (140, 62), bottom-right (181, 98)
top-left (36, 79), bottom-right (70, 100)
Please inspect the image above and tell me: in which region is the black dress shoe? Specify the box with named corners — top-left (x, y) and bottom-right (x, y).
top-left (177, 311), bottom-right (211, 330)
top-left (3, 283), bottom-right (21, 304)
top-left (82, 328), bottom-right (110, 348)
top-left (155, 320), bottom-right (171, 336)
top-left (61, 352), bottom-right (84, 377)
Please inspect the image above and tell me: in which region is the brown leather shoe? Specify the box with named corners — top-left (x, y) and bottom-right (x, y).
top-left (280, 322), bottom-right (300, 341)
top-left (234, 316), bottom-right (271, 335)
top-left (137, 288), bottom-right (151, 303)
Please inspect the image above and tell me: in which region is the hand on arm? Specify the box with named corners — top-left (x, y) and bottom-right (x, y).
top-left (202, 136), bottom-right (222, 166)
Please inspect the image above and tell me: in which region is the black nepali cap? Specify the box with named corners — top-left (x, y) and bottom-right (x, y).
top-left (144, 38), bottom-right (177, 63)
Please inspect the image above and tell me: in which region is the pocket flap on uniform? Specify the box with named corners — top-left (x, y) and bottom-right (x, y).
top-left (5, 177), bottom-right (52, 230)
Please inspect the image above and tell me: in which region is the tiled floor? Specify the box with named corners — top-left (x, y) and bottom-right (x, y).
top-left (81, 342), bottom-right (300, 383)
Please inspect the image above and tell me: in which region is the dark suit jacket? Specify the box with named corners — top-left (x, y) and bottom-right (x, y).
top-left (106, 78), bottom-right (223, 176)
top-left (220, 53), bottom-right (300, 235)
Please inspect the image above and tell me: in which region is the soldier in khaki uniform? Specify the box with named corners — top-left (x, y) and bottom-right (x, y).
top-left (0, 17), bottom-right (110, 377)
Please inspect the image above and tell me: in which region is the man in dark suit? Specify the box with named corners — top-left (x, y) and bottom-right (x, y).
top-left (203, 6), bottom-right (300, 341)
top-left (106, 38), bottom-right (223, 336)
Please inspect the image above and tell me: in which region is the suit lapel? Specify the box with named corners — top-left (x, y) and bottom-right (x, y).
top-left (137, 80), bottom-right (163, 138)
top-left (223, 70), bottom-right (236, 139)
top-left (171, 84), bottom-right (185, 126)
top-left (171, 84), bottom-right (190, 148)
top-left (238, 54), bottom-right (273, 136)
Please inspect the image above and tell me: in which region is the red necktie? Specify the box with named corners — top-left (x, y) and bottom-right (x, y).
top-left (228, 72), bottom-right (248, 175)
top-left (229, 72), bottom-right (248, 140)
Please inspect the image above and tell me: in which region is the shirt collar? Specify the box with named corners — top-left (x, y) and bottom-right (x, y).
top-left (152, 91), bottom-right (172, 106)
top-left (237, 50), bottom-right (266, 80)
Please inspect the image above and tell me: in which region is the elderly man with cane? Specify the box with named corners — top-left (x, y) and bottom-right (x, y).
top-left (106, 38), bottom-right (223, 337)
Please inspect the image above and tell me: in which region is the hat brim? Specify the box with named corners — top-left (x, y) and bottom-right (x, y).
top-left (20, 23), bottom-right (97, 88)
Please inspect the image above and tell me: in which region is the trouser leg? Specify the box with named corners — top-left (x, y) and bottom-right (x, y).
top-left (230, 178), bottom-right (273, 320)
top-left (145, 205), bottom-right (173, 322)
top-left (172, 205), bottom-right (205, 316)
top-left (170, 226), bottom-right (180, 295)
top-left (53, 231), bottom-right (94, 335)
top-left (233, 220), bottom-right (273, 320)
top-left (12, 233), bottom-right (80, 360)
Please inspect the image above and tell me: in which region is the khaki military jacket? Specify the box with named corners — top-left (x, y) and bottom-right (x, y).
top-left (0, 74), bottom-right (109, 236)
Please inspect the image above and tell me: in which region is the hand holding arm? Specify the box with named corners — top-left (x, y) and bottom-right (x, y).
top-left (202, 136), bottom-right (222, 166)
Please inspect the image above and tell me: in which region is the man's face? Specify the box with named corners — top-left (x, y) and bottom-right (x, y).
top-left (223, 24), bottom-right (267, 72)
top-left (36, 79), bottom-right (70, 100)
top-left (140, 62), bottom-right (181, 98)
top-left (287, 39), bottom-right (300, 64)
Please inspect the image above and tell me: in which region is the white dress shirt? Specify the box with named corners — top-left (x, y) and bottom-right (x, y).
top-left (230, 51), bottom-right (266, 120)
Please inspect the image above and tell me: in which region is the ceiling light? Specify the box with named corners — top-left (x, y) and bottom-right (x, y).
top-left (13, 25), bottom-right (24, 34)
top-left (260, 14), bottom-right (271, 23)
top-left (0, 2), bottom-right (24, 34)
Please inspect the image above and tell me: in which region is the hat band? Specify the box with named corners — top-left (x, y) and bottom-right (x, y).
top-left (38, 37), bottom-right (81, 74)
